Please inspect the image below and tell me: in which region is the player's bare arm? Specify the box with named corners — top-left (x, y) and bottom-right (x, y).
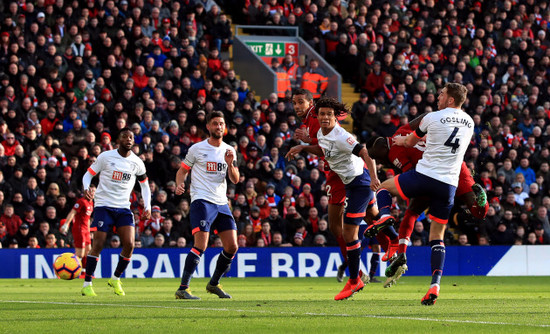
top-left (356, 146), bottom-right (380, 191)
top-left (286, 145), bottom-right (304, 159)
top-left (301, 144), bottom-right (324, 156)
top-left (175, 167), bottom-right (189, 195)
top-left (225, 149), bottom-right (239, 184)
top-left (286, 144), bottom-right (323, 160)
top-left (60, 209), bottom-right (77, 234)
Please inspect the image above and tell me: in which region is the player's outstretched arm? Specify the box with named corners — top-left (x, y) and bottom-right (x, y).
top-left (286, 144), bottom-right (323, 160)
top-left (301, 144), bottom-right (324, 157)
top-left (60, 209), bottom-right (77, 234)
top-left (175, 166), bottom-right (189, 195)
top-left (286, 145), bottom-right (304, 160)
top-left (225, 149), bottom-right (240, 184)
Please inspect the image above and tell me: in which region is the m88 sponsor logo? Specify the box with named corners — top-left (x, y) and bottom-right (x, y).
top-left (206, 162), bottom-right (227, 173)
top-left (112, 171), bottom-right (132, 181)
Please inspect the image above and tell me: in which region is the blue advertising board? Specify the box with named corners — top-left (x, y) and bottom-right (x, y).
top-left (1, 246), bottom-right (549, 279)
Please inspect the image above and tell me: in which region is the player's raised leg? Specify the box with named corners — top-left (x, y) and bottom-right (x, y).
top-left (385, 200), bottom-right (427, 287)
top-left (463, 185), bottom-right (489, 219)
top-left (363, 178), bottom-right (400, 238)
top-left (396, 209), bottom-right (418, 256)
top-left (384, 209), bottom-right (417, 288)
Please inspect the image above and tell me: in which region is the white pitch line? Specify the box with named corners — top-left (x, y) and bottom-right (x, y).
top-left (1, 300), bottom-right (549, 328)
top-left (303, 312), bottom-right (550, 328)
top-left (0, 300), bottom-right (266, 314)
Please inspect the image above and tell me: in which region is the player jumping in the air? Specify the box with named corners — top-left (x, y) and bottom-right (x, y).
top-left (292, 89), bottom-right (389, 284)
top-left (363, 83), bottom-right (473, 305)
top-left (366, 114), bottom-right (488, 288)
top-left (287, 97), bottom-right (379, 300)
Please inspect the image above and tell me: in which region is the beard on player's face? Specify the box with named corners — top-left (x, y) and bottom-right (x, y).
top-left (208, 123), bottom-right (224, 139)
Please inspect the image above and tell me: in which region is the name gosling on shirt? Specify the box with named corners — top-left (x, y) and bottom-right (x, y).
top-left (439, 116), bottom-right (473, 128)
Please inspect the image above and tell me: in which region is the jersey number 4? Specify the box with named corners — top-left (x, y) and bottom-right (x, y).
top-left (444, 127), bottom-right (460, 153)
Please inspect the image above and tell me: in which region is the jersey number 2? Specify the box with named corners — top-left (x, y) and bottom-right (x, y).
top-left (444, 127), bottom-right (460, 153)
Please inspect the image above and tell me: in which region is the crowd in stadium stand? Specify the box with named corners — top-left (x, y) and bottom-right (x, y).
top-left (0, 0), bottom-right (549, 251)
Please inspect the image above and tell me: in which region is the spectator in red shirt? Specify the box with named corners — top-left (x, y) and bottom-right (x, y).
top-left (144, 206), bottom-right (164, 235)
top-left (132, 65), bottom-right (149, 90)
top-left (1, 204), bottom-right (22, 237)
top-left (1, 133), bottom-right (19, 156)
top-left (40, 108), bottom-right (59, 135)
top-left (364, 61), bottom-right (386, 98)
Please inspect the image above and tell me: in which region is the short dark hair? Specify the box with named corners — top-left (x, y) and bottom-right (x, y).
top-left (365, 136), bottom-right (383, 151)
top-left (293, 88), bottom-right (313, 101)
top-left (207, 110), bottom-right (225, 123)
top-left (445, 83), bottom-right (468, 107)
top-left (118, 127), bottom-right (132, 137)
top-left (315, 96), bottom-right (349, 118)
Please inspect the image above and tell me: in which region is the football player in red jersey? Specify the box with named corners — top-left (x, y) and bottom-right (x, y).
top-left (60, 184), bottom-right (96, 276)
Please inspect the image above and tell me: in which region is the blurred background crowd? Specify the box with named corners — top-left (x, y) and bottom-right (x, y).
top-left (0, 0), bottom-right (549, 251)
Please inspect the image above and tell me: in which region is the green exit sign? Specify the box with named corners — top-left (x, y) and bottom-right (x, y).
top-left (246, 42), bottom-right (286, 57)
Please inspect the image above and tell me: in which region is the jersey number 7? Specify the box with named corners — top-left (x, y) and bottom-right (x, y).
top-left (444, 127), bottom-right (460, 154)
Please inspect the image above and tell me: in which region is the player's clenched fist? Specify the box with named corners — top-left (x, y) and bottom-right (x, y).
top-left (225, 149), bottom-right (235, 165)
top-left (176, 183), bottom-right (186, 195)
top-left (293, 128), bottom-right (311, 143)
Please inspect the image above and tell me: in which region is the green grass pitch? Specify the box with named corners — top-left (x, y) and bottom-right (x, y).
top-left (1, 276), bottom-right (549, 333)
